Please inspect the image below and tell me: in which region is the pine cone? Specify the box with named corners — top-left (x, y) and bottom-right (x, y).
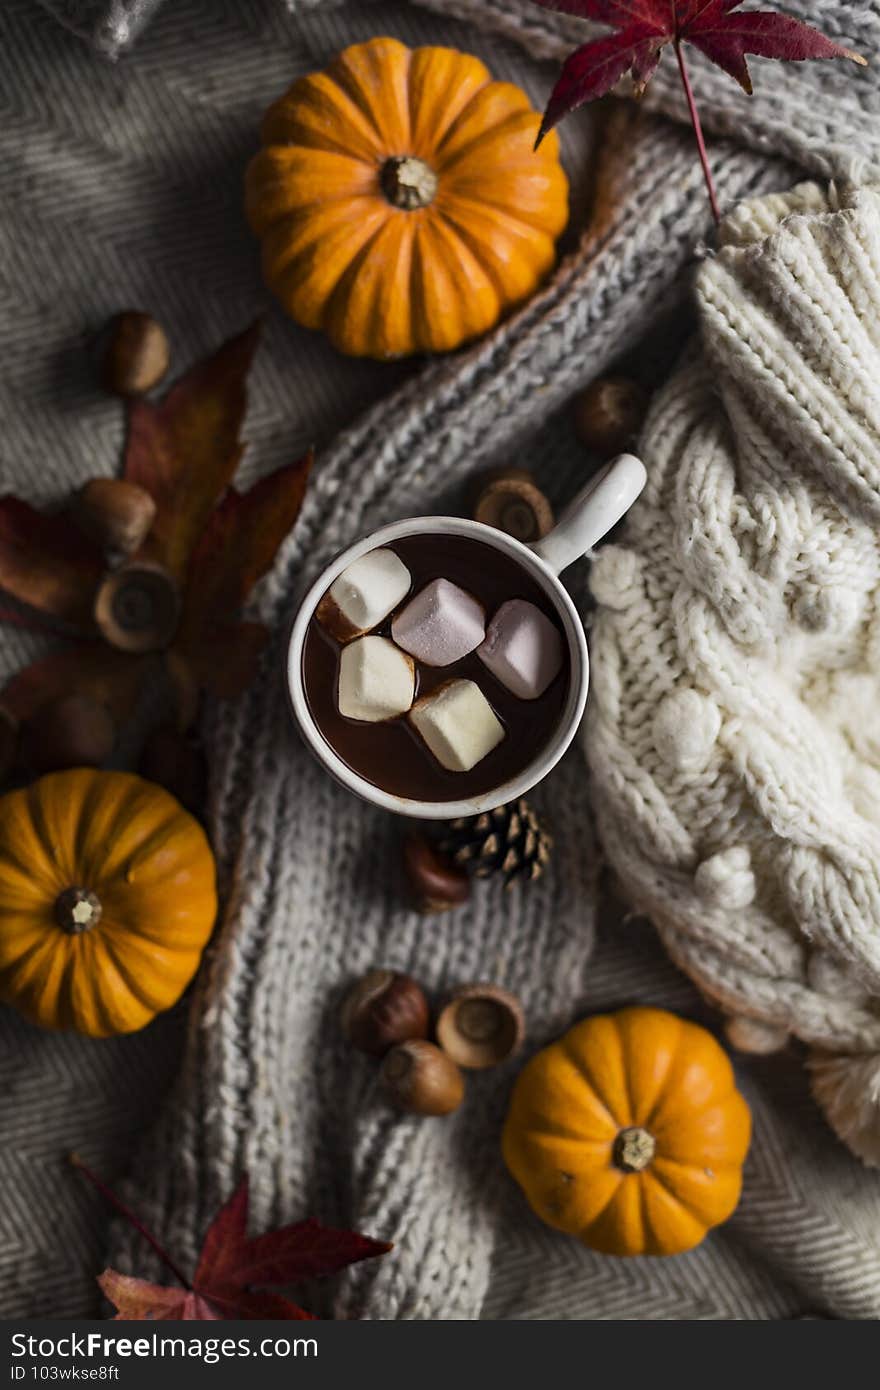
top-left (438, 798), bottom-right (552, 887)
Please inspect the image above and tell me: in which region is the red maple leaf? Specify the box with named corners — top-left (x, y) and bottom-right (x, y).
top-left (72, 1158), bottom-right (391, 1321)
top-left (531, 0), bottom-right (866, 219)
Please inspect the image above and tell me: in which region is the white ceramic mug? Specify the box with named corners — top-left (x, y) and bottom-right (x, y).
top-left (287, 453), bottom-right (646, 819)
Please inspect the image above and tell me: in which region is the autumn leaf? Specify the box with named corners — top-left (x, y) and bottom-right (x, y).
top-left (183, 453), bottom-right (313, 618)
top-left (1, 643), bottom-right (150, 724)
top-left (0, 323), bottom-right (312, 758)
top-left (97, 1272), bottom-right (223, 1321)
top-left (124, 323), bottom-right (261, 582)
top-left (0, 496), bottom-right (102, 628)
top-left (168, 451), bottom-right (314, 701)
top-left (531, 0), bottom-right (866, 219)
top-left (194, 1178), bottom-right (388, 1292)
top-left (74, 1160), bottom-right (391, 1321)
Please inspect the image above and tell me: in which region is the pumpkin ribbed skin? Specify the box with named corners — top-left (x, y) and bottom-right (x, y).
top-left (502, 1007), bottom-right (751, 1257)
top-left (0, 769), bottom-right (216, 1037)
top-left (245, 36), bottom-right (569, 358)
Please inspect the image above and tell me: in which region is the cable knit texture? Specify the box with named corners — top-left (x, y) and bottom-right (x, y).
top-left (12, 0), bottom-right (880, 1320)
top-left (586, 181), bottom-right (880, 1167)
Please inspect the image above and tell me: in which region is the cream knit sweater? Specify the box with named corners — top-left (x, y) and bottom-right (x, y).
top-left (587, 182), bottom-right (880, 1166)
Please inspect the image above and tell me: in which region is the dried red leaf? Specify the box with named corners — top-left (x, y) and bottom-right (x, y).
top-left (98, 1271), bottom-right (222, 1321)
top-left (85, 1168), bottom-right (391, 1323)
top-left (124, 323), bottom-right (260, 582)
top-left (0, 496), bottom-right (102, 628)
top-left (532, 0), bottom-right (866, 140)
top-left (168, 621), bottom-right (269, 715)
top-left (0, 600), bottom-right (62, 635)
top-left (0, 326), bottom-right (311, 745)
top-left (184, 452), bottom-right (313, 618)
top-left (1, 642), bottom-right (150, 724)
top-left (210, 1290), bottom-right (318, 1321)
top-left (195, 1178), bottom-right (391, 1293)
top-left (165, 452), bottom-right (312, 715)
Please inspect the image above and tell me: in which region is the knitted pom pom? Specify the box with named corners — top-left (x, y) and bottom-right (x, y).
top-left (653, 689), bottom-right (721, 773)
top-left (809, 1050), bottom-right (880, 1167)
top-left (694, 846), bottom-right (756, 909)
top-left (589, 545), bottom-right (641, 610)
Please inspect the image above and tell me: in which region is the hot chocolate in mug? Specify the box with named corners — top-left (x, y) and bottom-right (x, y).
top-left (287, 453), bottom-right (646, 818)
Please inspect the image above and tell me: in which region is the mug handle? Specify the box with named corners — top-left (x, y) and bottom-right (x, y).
top-left (530, 453), bottom-right (647, 576)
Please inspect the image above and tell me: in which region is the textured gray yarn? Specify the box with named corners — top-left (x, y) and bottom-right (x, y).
top-left (6, 0), bottom-right (880, 1319)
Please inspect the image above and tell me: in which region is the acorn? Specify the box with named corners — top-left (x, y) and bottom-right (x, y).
top-left (380, 1039), bottom-right (464, 1116)
top-left (139, 725), bottom-right (207, 817)
top-left (341, 970), bottom-right (429, 1057)
top-left (94, 561), bottom-right (181, 653)
top-left (573, 375), bottom-right (648, 457)
top-left (435, 984), bottom-right (524, 1070)
top-left (0, 706), bottom-right (19, 783)
top-left (403, 833), bottom-right (470, 914)
top-left (101, 311), bottom-right (170, 396)
top-left (472, 470), bottom-right (554, 543)
top-left (21, 693), bottom-right (115, 773)
top-left (72, 478), bottom-right (157, 558)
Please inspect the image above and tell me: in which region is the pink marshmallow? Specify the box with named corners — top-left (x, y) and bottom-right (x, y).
top-left (477, 599), bottom-right (563, 700)
top-left (391, 578), bottom-right (485, 667)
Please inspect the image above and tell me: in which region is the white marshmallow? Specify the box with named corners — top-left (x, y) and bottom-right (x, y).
top-left (320, 548), bottom-right (411, 638)
top-left (409, 679), bottom-right (504, 772)
top-left (477, 599), bottom-right (563, 700)
top-left (338, 636), bottom-right (414, 722)
top-left (392, 578), bottom-right (485, 666)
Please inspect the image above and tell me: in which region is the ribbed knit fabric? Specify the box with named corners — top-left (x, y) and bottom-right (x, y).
top-left (587, 181), bottom-right (880, 1168)
top-left (103, 3), bottom-right (880, 1318)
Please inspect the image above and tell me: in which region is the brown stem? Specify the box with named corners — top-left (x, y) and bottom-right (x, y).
top-left (69, 1154), bottom-right (192, 1290)
top-left (55, 888), bottom-right (101, 934)
top-left (674, 41), bottom-right (721, 226)
top-left (612, 1126), bottom-right (656, 1173)
top-left (380, 156), bottom-right (438, 210)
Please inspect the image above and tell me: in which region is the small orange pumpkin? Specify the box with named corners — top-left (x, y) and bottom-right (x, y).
top-left (0, 768), bottom-right (216, 1037)
top-left (245, 36), bottom-right (569, 358)
top-left (502, 1007), bottom-right (751, 1256)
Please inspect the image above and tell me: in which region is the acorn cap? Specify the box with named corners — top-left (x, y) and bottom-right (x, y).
top-left (472, 471), bottom-right (554, 543)
top-left (435, 983), bottom-right (524, 1069)
top-left (94, 561), bottom-right (181, 653)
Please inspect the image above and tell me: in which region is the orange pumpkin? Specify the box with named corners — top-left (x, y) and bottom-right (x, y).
top-left (0, 769), bottom-right (216, 1037)
top-left (502, 1007), bottom-right (751, 1256)
top-left (245, 36), bottom-right (569, 358)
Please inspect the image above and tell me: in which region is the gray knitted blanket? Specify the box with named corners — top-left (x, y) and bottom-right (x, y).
top-left (4, 0), bottom-right (880, 1319)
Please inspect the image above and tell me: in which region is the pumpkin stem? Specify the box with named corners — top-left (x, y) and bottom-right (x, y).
top-left (380, 156), bottom-right (438, 210)
top-left (613, 1126), bottom-right (656, 1173)
top-left (55, 887), bottom-right (102, 934)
